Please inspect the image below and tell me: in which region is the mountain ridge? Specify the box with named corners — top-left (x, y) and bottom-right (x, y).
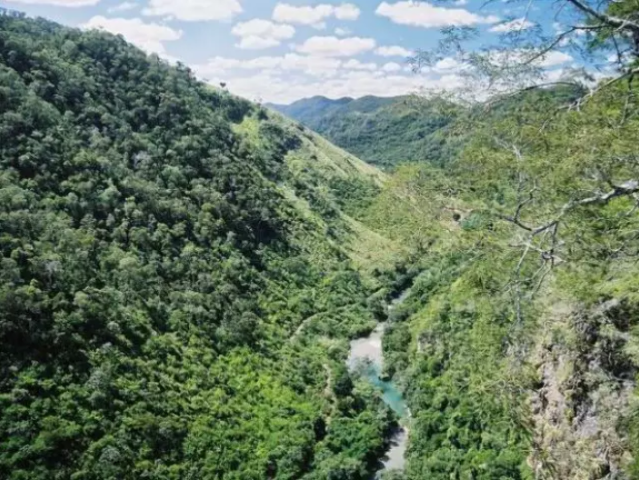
top-left (268, 95), bottom-right (459, 169)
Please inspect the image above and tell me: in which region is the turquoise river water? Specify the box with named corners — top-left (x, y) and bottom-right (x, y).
top-left (347, 322), bottom-right (408, 474)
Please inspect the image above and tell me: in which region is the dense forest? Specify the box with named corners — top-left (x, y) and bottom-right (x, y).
top-left (0, 15), bottom-right (403, 480)
top-left (4, 2), bottom-right (639, 479)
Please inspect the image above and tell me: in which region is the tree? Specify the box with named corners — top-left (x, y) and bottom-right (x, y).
top-left (413, 0), bottom-right (639, 102)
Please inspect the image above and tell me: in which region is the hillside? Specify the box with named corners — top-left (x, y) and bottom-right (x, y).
top-left (4, 8), bottom-right (639, 480)
top-left (269, 95), bottom-right (460, 170)
top-left (357, 82), bottom-right (639, 478)
top-left (270, 87), bottom-right (585, 171)
top-left (0, 15), bottom-right (402, 480)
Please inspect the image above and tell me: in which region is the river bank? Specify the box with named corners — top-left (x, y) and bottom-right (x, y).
top-left (347, 292), bottom-right (411, 477)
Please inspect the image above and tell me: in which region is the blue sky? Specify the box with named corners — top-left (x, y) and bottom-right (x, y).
top-left (1, 0), bottom-right (586, 103)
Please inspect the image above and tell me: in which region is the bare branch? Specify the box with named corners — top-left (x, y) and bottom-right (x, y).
top-left (524, 28), bottom-right (577, 66)
top-left (565, 0), bottom-right (639, 34)
top-left (513, 241), bottom-right (532, 325)
top-left (579, 67), bottom-right (639, 106)
top-left (499, 213), bottom-right (534, 231)
top-left (571, 179), bottom-right (639, 206)
top-left (509, 241), bottom-right (565, 264)
top-left (502, 179), bottom-right (639, 236)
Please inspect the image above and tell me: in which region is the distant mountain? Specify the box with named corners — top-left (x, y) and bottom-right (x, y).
top-left (267, 96), bottom-right (354, 124)
top-left (269, 87), bottom-right (587, 170)
top-left (268, 95), bottom-right (461, 169)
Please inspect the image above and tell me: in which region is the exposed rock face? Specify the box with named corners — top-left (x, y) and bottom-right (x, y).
top-left (529, 301), bottom-right (636, 479)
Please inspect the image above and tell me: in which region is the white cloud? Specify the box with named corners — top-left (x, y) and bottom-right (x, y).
top-left (410, 56), bottom-right (469, 74)
top-left (143, 0), bottom-right (242, 21)
top-left (272, 3), bottom-right (360, 28)
top-left (295, 36), bottom-right (376, 57)
top-left (7, 0), bottom-right (97, 5)
top-left (432, 57), bottom-right (465, 72)
top-left (196, 56), bottom-right (243, 73)
top-left (453, 0), bottom-right (468, 5)
top-left (232, 19), bottom-right (294, 39)
top-left (203, 69), bottom-right (465, 104)
top-left (489, 17), bottom-right (534, 32)
top-left (375, 45), bottom-right (412, 57)
top-left (235, 36), bottom-right (280, 50)
top-left (543, 68), bottom-right (571, 83)
top-left (273, 4), bottom-right (332, 29)
top-left (334, 3), bottom-right (360, 20)
top-left (284, 54), bottom-right (343, 76)
top-left (82, 16), bottom-right (182, 55)
top-left (108, 1), bottom-right (137, 13)
top-left (334, 27), bottom-right (351, 36)
top-left (538, 50), bottom-right (573, 67)
top-left (231, 19), bottom-right (295, 50)
top-left (193, 53), bottom-right (343, 79)
top-left (191, 51), bottom-right (476, 103)
top-left (376, 1), bottom-right (499, 28)
top-left (343, 59), bottom-right (378, 71)
top-left (382, 62), bottom-right (402, 72)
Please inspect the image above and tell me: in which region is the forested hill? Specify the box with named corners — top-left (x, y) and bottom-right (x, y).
top-left (268, 95), bottom-right (459, 170)
top-left (0, 15), bottom-right (403, 479)
top-left (269, 88), bottom-right (585, 170)
top-left (5, 10), bottom-right (639, 480)
top-left (267, 96), bottom-right (398, 125)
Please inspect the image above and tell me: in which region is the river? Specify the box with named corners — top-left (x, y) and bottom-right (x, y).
top-left (347, 295), bottom-right (410, 476)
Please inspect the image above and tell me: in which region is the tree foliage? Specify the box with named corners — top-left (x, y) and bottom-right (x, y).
top-left (358, 77), bottom-right (639, 478)
top-left (0, 16), bottom-right (394, 480)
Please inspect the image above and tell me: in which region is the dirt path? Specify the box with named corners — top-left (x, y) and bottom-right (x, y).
top-left (290, 311), bottom-right (325, 341)
top-left (289, 306), bottom-right (349, 342)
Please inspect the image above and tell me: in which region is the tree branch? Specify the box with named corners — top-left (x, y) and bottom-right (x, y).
top-left (565, 0), bottom-right (639, 34)
top-left (501, 179), bottom-right (639, 236)
top-left (577, 67), bottom-right (639, 108)
top-left (524, 28), bottom-right (578, 66)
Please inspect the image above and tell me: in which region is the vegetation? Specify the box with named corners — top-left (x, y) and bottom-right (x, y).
top-left (346, 0), bottom-right (639, 473)
top-left (0, 15), bottom-right (397, 480)
top-left (269, 78), bottom-right (636, 479)
top-left (357, 78), bottom-right (639, 480)
top-left (268, 95), bottom-right (461, 170)
top-left (4, 0), bottom-right (639, 477)
top-left (269, 85), bottom-right (589, 172)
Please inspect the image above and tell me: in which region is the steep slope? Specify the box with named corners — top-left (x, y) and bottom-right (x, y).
top-left (0, 16), bottom-right (402, 480)
top-left (269, 95), bottom-right (460, 169)
top-left (270, 88), bottom-right (586, 171)
top-left (357, 83), bottom-right (639, 479)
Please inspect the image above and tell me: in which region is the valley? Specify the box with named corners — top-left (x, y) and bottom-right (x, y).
top-left (268, 95), bottom-right (459, 170)
top-left (2, 6), bottom-right (639, 480)
top-left (347, 292), bottom-right (413, 477)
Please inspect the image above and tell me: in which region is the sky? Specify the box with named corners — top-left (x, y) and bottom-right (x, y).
top-left (0, 0), bottom-right (587, 103)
